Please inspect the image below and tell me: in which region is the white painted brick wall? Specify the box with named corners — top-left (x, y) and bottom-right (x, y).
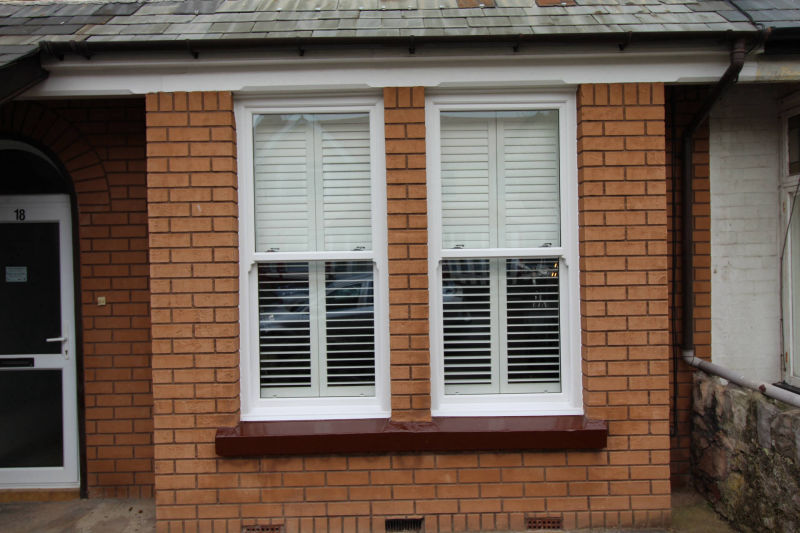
top-left (709, 85), bottom-right (782, 383)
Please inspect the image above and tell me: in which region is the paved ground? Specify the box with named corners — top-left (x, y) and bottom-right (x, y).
top-left (0, 498), bottom-right (154, 533)
top-left (0, 489), bottom-right (734, 532)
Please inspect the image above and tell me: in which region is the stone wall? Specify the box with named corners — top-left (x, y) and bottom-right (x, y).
top-left (692, 371), bottom-right (800, 533)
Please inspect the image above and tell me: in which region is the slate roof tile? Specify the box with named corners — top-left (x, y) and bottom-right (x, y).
top-left (1, 0), bottom-right (798, 70)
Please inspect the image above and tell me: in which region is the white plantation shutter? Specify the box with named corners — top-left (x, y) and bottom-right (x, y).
top-left (253, 115), bottom-right (314, 252)
top-left (253, 113), bottom-right (371, 253)
top-left (442, 259), bottom-right (495, 392)
top-left (440, 110), bottom-right (560, 249)
top-left (441, 115), bottom-right (492, 249)
top-left (442, 258), bottom-right (561, 394)
top-left (252, 112), bottom-right (377, 399)
top-left (500, 112), bottom-right (560, 248)
top-left (504, 258), bottom-right (561, 392)
top-left (438, 109), bottom-right (563, 396)
top-left (320, 117), bottom-right (372, 252)
top-left (258, 261), bottom-right (376, 397)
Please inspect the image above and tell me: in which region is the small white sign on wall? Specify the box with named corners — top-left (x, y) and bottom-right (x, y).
top-left (5, 266), bottom-right (28, 283)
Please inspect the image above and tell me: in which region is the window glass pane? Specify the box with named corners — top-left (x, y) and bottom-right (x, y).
top-left (253, 113), bottom-right (372, 253)
top-left (789, 115), bottom-right (800, 175)
top-left (258, 262), bottom-right (313, 394)
top-left (258, 261), bottom-right (375, 397)
top-left (325, 261), bottom-right (375, 389)
top-left (442, 257), bottom-right (561, 394)
top-left (442, 259), bottom-right (493, 392)
top-left (440, 110), bottom-right (560, 250)
top-left (506, 258), bottom-right (561, 389)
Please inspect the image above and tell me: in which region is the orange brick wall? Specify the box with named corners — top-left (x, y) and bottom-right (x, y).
top-left (144, 91), bottom-right (240, 527)
top-left (576, 82), bottom-right (672, 521)
top-left (142, 86), bottom-right (672, 532)
top-left (665, 86), bottom-right (712, 488)
top-left (385, 87), bottom-right (431, 422)
top-left (0, 99), bottom-right (153, 497)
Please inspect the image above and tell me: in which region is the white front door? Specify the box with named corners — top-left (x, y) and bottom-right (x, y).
top-left (0, 195), bottom-right (79, 488)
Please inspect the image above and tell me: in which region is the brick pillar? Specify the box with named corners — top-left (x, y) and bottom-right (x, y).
top-left (145, 92), bottom-right (239, 532)
top-left (577, 83), bottom-right (672, 527)
top-left (384, 87), bottom-right (431, 422)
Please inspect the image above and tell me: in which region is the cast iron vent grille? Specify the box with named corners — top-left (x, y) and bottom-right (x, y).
top-left (242, 525), bottom-right (284, 533)
top-left (385, 518), bottom-right (424, 532)
top-left (526, 516), bottom-right (563, 530)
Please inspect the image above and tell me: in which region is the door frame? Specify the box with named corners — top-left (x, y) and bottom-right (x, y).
top-left (0, 194), bottom-right (79, 488)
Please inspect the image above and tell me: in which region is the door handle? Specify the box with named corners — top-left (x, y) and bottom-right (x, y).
top-left (45, 336), bottom-right (69, 359)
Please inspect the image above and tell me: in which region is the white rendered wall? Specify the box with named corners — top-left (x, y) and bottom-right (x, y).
top-left (709, 85), bottom-right (782, 383)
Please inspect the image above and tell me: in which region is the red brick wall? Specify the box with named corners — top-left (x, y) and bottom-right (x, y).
top-left (385, 87), bottom-right (431, 422)
top-left (576, 82), bottom-right (672, 522)
top-left (144, 92), bottom-right (241, 528)
top-left (0, 99), bottom-right (153, 498)
top-left (144, 86), bottom-right (672, 532)
top-left (665, 86), bottom-right (712, 488)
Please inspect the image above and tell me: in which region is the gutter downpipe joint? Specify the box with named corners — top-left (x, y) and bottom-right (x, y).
top-left (679, 36), bottom-right (800, 410)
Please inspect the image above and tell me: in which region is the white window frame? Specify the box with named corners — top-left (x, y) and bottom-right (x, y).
top-left (426, 90), bottom-right (583, 417)
top-left (779, 92), bottom-right (800, 388)
top-left (237, 94), bottom-right (390, 421)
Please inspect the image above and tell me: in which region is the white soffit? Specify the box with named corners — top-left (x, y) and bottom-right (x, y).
top-left (21, 43), bottom-right (744, 98)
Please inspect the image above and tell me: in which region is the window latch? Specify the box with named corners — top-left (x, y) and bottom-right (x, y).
top-left (267, 247), bottom-right (279, 252)
top-left (353, 246), bottom-right (365, 251)
top-left (542, 242), bottom-right (552, 248)
top-left (453, 244), bottom-right (464, 249)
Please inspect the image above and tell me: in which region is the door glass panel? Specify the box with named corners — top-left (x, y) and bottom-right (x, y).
top-left (0, 370), bottom-right (63, 467)
top-left (0, 222), bottom-right (61, 355)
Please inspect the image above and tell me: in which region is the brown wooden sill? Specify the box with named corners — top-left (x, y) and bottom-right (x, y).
top-left (215, 416), bottom-right (607, 456)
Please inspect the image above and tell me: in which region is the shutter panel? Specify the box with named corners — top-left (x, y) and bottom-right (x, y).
top-left (324, 261), bottom-right (375, 392)
top-left (253, 113), bottom-right (372, 253)
top-left (319, 115), bottom-right (372, 252)
top-left (442, 259), bottom-right (495, 392)
top-left (499, 111), bottom-right (561, 248)
top-left (253, 115), bottom-right (315, 253)
top-left (440, 114), bottom-right (492, 249)
top-left (505, 258), bottom-right (561, 391)
top-left (258, 262), bottom-right (313, 394)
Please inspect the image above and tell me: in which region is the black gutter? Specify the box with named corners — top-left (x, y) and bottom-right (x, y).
top-left (0, 51), bottom-right (48, 106)
top-left (35, 30), bottom-right (757, 61)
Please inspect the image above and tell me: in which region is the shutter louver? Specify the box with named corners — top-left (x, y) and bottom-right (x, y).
top-left (505, 258), bottom-right (561, 390)
top-left (253, 115), bottom-right (314, 253)
top-left (258, 262), bottom-right (313, 393)
top-left (440, 115), bottom-right (492, 249)
top-left (440, 111), bottom-right (560, 249)
top-left (442, 259), bottom-right (493, 391)
top-left (500, 112), bottom-right (560, 248)
top-left (320, 116), bottom-right (372, 252)
top-left (324, 261), bottom-right (375, 390)
top-left (253, 113), bottom-right (372, 253)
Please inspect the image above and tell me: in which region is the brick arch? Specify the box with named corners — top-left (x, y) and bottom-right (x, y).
top-left (0, 101), bottom-right (110, 209)
top-left (0, 98), bottom-right (153, 499)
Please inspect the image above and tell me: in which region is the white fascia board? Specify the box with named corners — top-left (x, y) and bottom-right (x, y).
top-left (22, 43), bottom-right (740, 99)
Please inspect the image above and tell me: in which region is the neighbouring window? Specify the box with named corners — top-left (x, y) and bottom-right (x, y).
top-left (427, 93), bottom-right (582, 416)
top-left (237, 98), bottom-right (389, 420)
top-left (782, 107), bottom-right (800, 388)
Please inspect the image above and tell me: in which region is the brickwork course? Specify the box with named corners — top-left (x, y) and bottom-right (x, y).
top-left (0, 99), bottom-right (154, 498)
top-left (0, 82), bottom-right (682, 529)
